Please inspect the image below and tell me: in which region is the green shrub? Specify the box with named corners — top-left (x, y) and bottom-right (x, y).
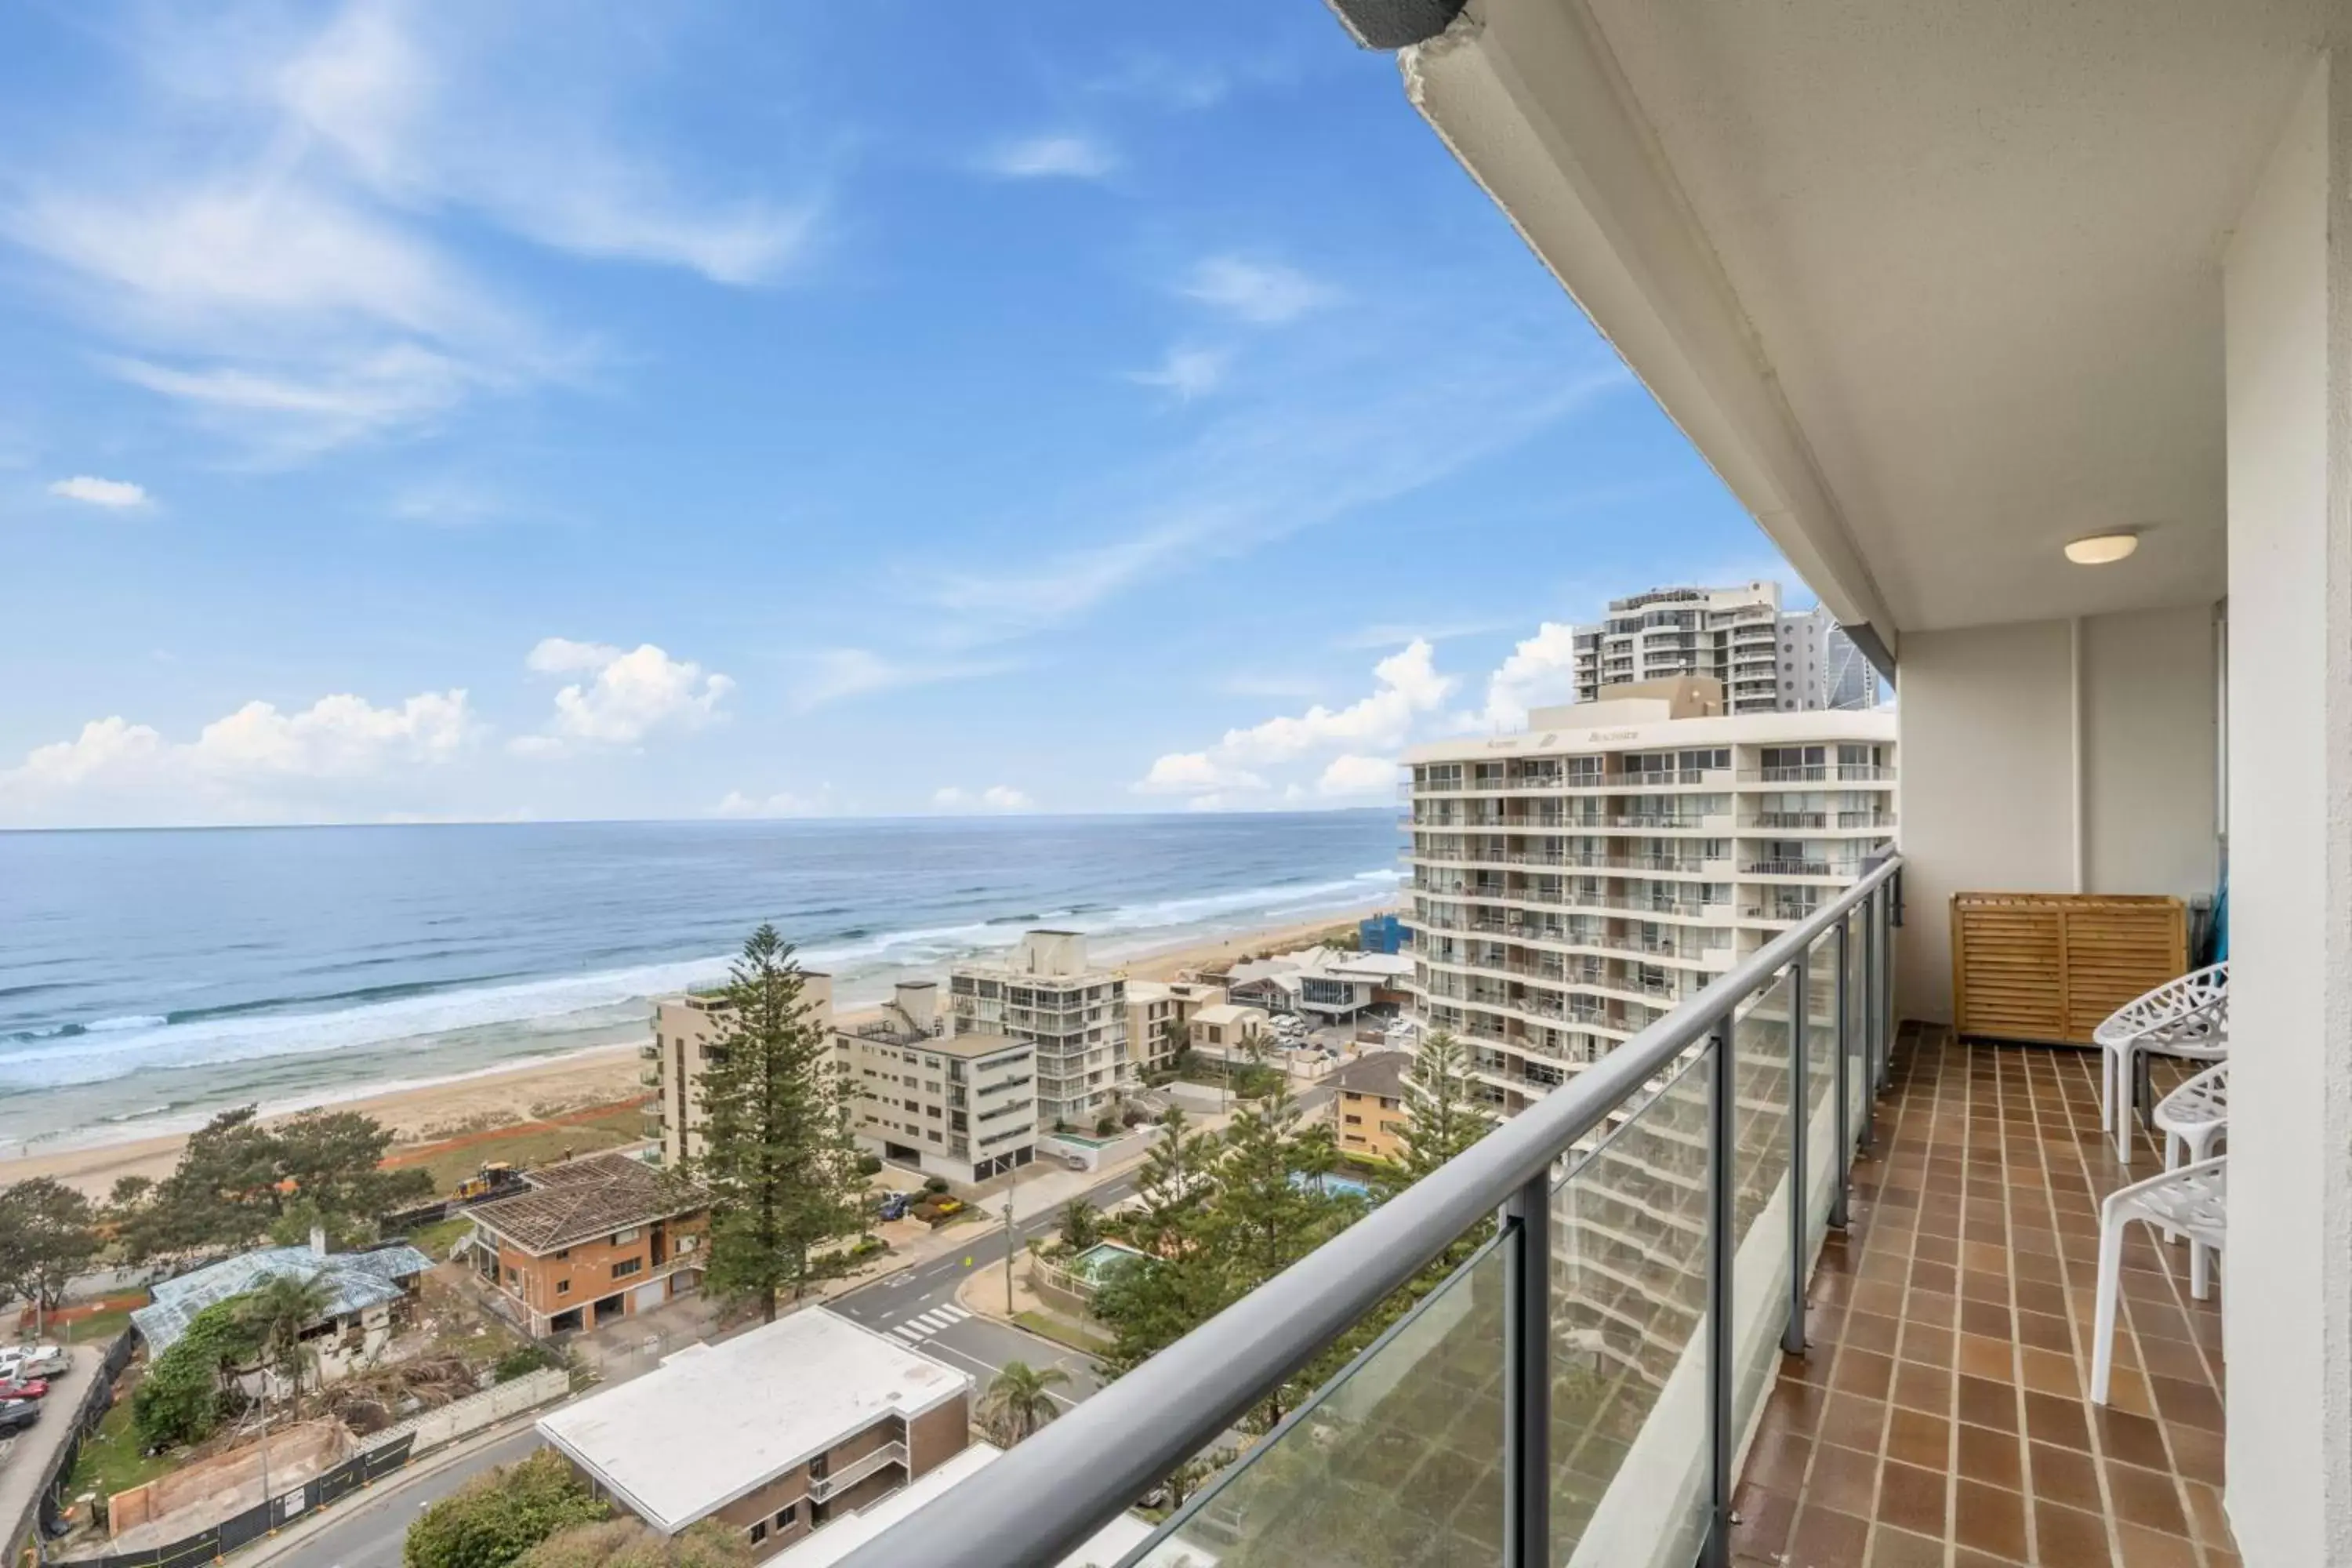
top-left (518, 1518), bottom-right (750, 1568)
top-left (493, 1345), bottom-right (560, 1383)
top-left (133, 1299), bottom-right (260, 1450)
top-left (405, 1450), bottom-right (607, 1568)
top-left (921, 1176), bottom-right (950, 1195)
top-left (855, 1154), bottom-right (882, 1177)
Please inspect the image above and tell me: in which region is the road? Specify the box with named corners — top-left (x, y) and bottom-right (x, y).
top-left (254, 1166), bottom-right (1146, 1568)
top-left (263, 1428), bottom-right (542, 1568)
top-left (826, 1170), bottom-right (1141, 1408)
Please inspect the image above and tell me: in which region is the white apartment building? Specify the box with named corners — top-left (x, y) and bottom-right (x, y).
top-left (1566, 581), bottom-right (1879, 714)
top-left (1402, 681), bottom-right (1895, 1117)
top-left (947, 931), bottom-right (1127, 1131)
top-left (652, 975), bottom-right (836, 1167)
top-left (1123, 978), bottom-right (1224, 1076)
top-left (836, 981), bottom-right (1037, 1186)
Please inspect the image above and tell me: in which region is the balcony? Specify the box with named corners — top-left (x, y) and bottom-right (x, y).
top-left (842, 860), bottom-right (1911, 1567)
top-left (1730, 1029), bottom-right (2230, 1566)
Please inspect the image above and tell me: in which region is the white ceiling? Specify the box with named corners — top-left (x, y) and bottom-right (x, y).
top-left (1462, 0), bottom-right (2335, 635)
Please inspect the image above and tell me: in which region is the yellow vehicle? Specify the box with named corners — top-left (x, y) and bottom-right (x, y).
top-left (931, 1198), bottom-right (964, 1218)
top-left (454, 1162), bottom-right (516, 1201)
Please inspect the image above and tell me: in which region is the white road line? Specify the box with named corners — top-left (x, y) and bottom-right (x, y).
top-left (890, 1327), bottom-right (927, 1345)
top-left (936, 1304), bottom-right (971, 1320)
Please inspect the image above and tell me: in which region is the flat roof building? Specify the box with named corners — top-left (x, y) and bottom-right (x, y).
top-left (949, 931), bottom-right (1127, 1131)
top-left (536, 1307), bottom-right (971, 1559)
top-left (836, 980), bottom-right (1037, 1188)
top-left (651, 974), bottom-right (836, 1167)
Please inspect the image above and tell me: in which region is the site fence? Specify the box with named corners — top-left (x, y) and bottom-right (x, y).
top-left (67, 1439), bottom-right (418, 1568)
top-left (49, 1364), bottom-right (570, 1568)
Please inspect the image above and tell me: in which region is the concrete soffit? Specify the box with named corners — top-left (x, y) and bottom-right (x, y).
top-left (1399, 1), bottom-right (1904, 670)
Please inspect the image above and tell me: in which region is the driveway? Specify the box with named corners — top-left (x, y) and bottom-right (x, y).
top-left (0, 1342), bottom-right (100, 1555)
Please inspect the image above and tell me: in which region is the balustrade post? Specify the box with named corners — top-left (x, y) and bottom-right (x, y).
top-left (1502, 1172), bottom-right (1552, 1568)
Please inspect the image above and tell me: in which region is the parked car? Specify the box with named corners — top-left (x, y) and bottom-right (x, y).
top-left (877, 1192), bottom-right (913, 1222)
top-left (0, 1345), bottom-right (66, 1380)
top-left (0, 1379), bottom-right (49, 1401)
top-left (0, 1399), bottom-right (38, 1434)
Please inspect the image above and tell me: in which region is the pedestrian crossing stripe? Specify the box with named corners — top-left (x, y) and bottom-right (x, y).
top-left (889, 1304), bottom-right (973, 1343)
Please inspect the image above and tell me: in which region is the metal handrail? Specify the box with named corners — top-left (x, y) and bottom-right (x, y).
top-left (837, 853), bottom-right (1904, 1568)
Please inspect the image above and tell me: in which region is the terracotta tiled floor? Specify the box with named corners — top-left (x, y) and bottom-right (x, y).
top-left (1733, 1025), bottom-right (2235, 1568)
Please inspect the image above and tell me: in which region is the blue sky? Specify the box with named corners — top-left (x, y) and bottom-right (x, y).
top-left (0, 0), bottom-right (1796, 829)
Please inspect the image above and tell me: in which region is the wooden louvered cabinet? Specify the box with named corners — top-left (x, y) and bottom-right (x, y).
top-left (1951, 893), bottom-right (2188, 1046)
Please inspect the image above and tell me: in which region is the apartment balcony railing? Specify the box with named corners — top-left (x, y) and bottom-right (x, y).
top-left (1746, 811), bottom-right (1828, 829)
top-left (637, 1069), bottom-right (660, 1088)
top-left (636, 1042), bottom-right (659, 1061)
top-left (1743, 902), bottom-right (1824, 924)
top-left (1743, 859), bottom-right (1839, 877)
top-left (808, 1440), bottom-right (907, 1503)
top-left (1737, 764), bottom-right (1897, 783)
top-left (1836, 810), bottom-right (1896, 829)
top-left (838, 855), bottom-right (1904, 1568)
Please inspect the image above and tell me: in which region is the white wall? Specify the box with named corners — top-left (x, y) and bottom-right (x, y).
top-left (1893, 608), bottom-right (2220, 1022)
top-left (2220, 53), bottom-right (2352, 1568)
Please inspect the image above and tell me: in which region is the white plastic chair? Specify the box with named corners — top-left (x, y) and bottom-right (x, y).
top-left (2093, 961), bottom-right (2227, 1163)
top-left (2154, 1062), bottom-right (2228, 1171)
top-left (2091, 1155), bottom-right (2226, 1406)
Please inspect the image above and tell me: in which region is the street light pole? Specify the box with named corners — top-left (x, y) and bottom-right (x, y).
top-left (1003, 1194), bottom-right (1017, 1316)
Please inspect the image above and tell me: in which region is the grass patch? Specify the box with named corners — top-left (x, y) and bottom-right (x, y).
top-left (1014, 1311), bottom-right (1113, 1353)
top-left (67, 1380), bottom-right (172, 1502)
top-left (401, 1214), bottom-right (475, 1260)
top-left (395, 1101), bottom-right (652, 1195)
top-left (60, 1305), bottom-right (140, 1346)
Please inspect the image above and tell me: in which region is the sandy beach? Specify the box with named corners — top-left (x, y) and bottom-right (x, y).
top-left (5, 900), bottom-right (1396, 1199)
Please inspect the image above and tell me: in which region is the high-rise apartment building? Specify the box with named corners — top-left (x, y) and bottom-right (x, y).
top-left (947, 931), bottom-right (1127, 1131)
top-left (1566, 582), bottom-right (1881, 715)
top-left (650, 975), bottom-right (836, 1167)
top-left (1401, 680), bottom-right (1896, 1116)
top-left (835, 980), bottom-right (1038, 1185)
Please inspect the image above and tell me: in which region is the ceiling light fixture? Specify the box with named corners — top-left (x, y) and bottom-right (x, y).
top-left (2064, 532), bottom-right (2140, 566)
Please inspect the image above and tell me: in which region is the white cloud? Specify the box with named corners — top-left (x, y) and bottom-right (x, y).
top-left (48, 475), bottom-right (148, 508)
top-left (1462, 622), bottom-right (1583, 731)
top-left (711, 786), bottom-right (838, 819)
top-left (516, 639), bottom-right (732, 752)
top-left (1181, 256), bottom-right (1334, 325)
top-left (1317, 753), bottom-right (1396, 797)
top-left (1134, 753), bottom-right (1267, 797)
top-left (787, 648), bottom-right (1008, 712)
top-left (1126, 346), bottom-right (1229, 402)
top-left (6, 2), bottom-right (818, 457)
top-left (1213, 641), bottom-right (1451, 765)
top-left (978, 134), bottom-right (1118, 181)
top-left (1135, 640), bottom-right (1453, 802)
top-left (932, 783), bottom-right (1036, 813)
top-left (0, 688), bottom-right (478, 825)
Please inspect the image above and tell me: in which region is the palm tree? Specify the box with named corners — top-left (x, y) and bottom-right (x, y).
top-left (1156, 1015), bottom-right (1189, 1073)
top-left (978, 1359), bottom-right (1069, 1443)
top-left (1057, 1198), bottom-right (1100, 1252)
top-left (240, 1270), bottom-right (336, 1414)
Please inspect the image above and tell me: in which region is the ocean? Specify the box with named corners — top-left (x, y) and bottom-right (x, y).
top-left (0, 811), bottom-right (1399, 1154)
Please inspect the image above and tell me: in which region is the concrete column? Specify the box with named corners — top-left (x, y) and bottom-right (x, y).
top-left (2220, 49), bottom-right (2352, 1568)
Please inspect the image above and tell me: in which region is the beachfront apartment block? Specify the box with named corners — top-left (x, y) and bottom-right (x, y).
top-left (947, 931), bottom-right (1127, 1131)
top-left (834, 980), bottom-right (1038, 1185)
top-left (649, 975), bottom-right (837, 1167)
top-left (1123, 978), bottom-right (1225, 1076)
top-left (1565, 581), bottom-right (1880, 715)
top-left (1402, 679), bottom-right (1896, 1117)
